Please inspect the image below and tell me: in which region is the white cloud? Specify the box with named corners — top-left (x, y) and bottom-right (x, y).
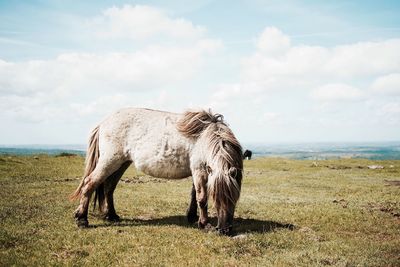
top-left (142, 90), bottom-right (173, 111)
top-left (0, 5), bottom-right (222, 125)
top-left (326, 40), bottom-right (400, 77)
top-left (311, 83), bottom-right (365, 101)
top-left (256, 27), bottom-right (290, 56)
top-left (380, 102), bottom-right (400, 114)
top-left (377, 102), bottom-right (400, 125)
top-left (207, 82), bottom-right (266, 112)
top-left (70, 94), bottom-right (131, 117)
top-left (91, 5), bottom-right (206, 40)
top-left (0, 94), bottom-right (67, 123)
top-left (204, 26), bottom-right (400, 143)
top-left (242, 28), bottom-right (400, 83)
top-left (371, 73), bottom-right (400, 95)
top-left (0, 43), bottom-right (221, 97)
top-left (262, 112), bottom-right (281, 123)
top-left (212, 27), bottom-right (400, 121)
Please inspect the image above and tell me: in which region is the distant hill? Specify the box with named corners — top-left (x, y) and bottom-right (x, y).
top-left (242, 142), bottom-right (400, 160)
top-left (1, 142), bottom-right (400, 160)
top-left (0, 144), bottom-right (85, 156)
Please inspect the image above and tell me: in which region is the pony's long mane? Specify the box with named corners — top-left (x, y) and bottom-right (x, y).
top-left (177, 110), bottom-right (243, 210)
top-left (176, 110), bottom-right (224, 138)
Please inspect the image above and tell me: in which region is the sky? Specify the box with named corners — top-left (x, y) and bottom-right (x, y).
top-left (0, 0), bottom-right (400, 145)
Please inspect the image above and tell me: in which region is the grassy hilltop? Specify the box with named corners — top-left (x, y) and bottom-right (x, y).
top-left (0, 155), bottom-right (399, 266)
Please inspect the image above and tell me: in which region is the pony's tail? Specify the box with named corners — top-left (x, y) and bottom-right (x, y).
top-left (69, 126), bottom-right (100, 202)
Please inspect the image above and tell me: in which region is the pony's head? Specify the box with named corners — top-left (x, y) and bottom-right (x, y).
top-left (204, 123), bottom-right (243, 235)
top-left (177, 109), bottom-right (243, 235)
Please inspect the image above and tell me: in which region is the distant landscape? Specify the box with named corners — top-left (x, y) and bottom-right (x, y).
top-left (246, 142), bottom-right (400, 160)
top-left (1, 142), bottom-right (400, 160)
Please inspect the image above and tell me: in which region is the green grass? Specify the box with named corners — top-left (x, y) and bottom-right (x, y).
top-left (0, 155), bottom-right (399, 266)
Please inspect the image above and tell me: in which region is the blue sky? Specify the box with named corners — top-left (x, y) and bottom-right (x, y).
top-left (0, 0), bottom-right (400, 144)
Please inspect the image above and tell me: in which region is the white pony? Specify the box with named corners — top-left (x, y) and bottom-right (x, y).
top-left (71, 108), bottom-right (243, 235)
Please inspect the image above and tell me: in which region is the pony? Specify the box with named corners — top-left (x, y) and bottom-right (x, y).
top-left (70, 108), bottom-right (243, 235)
top-left (243, 149), bottom-right (252, 160)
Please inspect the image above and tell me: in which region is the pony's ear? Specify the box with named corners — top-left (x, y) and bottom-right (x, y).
top-left (228, 167), bottom-right (237, 178)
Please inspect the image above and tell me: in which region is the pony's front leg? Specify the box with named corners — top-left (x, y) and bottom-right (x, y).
top-left (186, 183), bottom-right (198, 223)
top-left (193, 169), bottom-right (209, 229)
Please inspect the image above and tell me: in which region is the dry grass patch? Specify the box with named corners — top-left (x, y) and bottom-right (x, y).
top-left (0, 155), bottom-right (399, 266)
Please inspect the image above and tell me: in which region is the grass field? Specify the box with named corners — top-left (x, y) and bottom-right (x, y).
top-left (0, 155), bottom-right (399, 266)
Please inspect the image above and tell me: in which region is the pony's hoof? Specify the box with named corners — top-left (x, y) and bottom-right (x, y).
top-left (216, 226), bottom-right (233, 236)
top-left (203, 223), bottom-right (214, 232)
top-left (198, 220), bottom-right (210, 229)
top-left (77, 219), bottom-right (89, 228)
top-left (104, 214), bottom-right (120, 222)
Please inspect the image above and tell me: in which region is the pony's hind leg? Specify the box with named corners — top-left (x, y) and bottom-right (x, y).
top-left (74, 157), bottom-right (125, 227)
top-left (103, 161), bottom-right (131, 222)
top-left (186, 183), bottom-right (198, 224)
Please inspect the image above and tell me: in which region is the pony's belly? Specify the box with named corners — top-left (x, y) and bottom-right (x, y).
top-left (134, 154), bottom-right (192, 179)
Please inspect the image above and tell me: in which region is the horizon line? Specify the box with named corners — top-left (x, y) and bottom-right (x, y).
top-left (1, 140), bottom-right (400, 147)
